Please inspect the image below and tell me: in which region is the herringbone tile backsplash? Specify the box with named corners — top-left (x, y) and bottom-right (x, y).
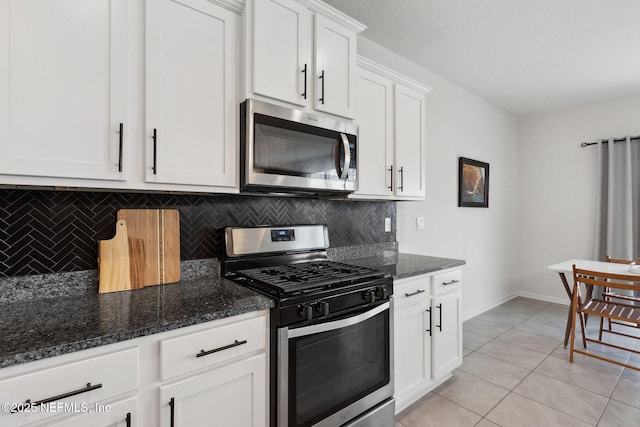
top-left (0, 190), bottom-right (396, 277)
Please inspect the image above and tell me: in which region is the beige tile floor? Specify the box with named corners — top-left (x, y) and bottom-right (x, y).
top-left (394, 297), bottom-right (640, 427)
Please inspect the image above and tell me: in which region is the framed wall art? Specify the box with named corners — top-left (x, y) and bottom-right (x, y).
top-left (458, 157), bottom-right (489, 208)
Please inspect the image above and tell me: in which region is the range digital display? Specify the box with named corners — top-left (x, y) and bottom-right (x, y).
top-left (271, 229), bottom-right (295, 242)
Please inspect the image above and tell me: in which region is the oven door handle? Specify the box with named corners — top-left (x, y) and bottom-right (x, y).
top-left (288, 302), bottom-right (389, 338)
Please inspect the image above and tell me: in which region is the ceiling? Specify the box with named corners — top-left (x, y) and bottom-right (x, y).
top-left (323, 0), bottom-right (640, 116)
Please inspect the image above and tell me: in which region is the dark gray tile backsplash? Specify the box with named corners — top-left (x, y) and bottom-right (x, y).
top-left (0, 190), bottom-right (395, 277)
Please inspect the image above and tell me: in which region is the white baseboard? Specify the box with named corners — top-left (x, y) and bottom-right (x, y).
top-left (462, 292), bottom-right (518, 321)
top-left (462, 291), bottom-right (568, 321)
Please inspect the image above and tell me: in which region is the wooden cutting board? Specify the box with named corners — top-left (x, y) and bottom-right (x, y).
top-left (98, 209), bottom-right (180, 293)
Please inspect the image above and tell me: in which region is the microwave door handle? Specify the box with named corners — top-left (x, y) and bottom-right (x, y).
top-left (337, 133), bottom-right (350, 179)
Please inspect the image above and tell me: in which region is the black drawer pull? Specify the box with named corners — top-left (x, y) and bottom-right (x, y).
top-left (126, 412), bottom-right (132, 427)
top-left (443, 279), bottom-right (459, 286)
top-left (318, 70), bottom-right (325, 104)
top-left (301, 63), bottom-right (308, 99)
top-left (436, 303), bottom-right (443, 331)
top-left (387, 165), bottom-right (393, 191)
top-left (118, 123), bottom-right (124, 172)
top-left (426, 307), bottom-right (432, 336)
top-left (169, 397), bottom-right (175, 427)
top-left (404, 289), bottom-right (425, 298)
top-left (196, 339), bottom-right (247, 358)
top-left (12, 382), bottom-right (102, 413)
top-left (152, 128), bottom-right (158, 175)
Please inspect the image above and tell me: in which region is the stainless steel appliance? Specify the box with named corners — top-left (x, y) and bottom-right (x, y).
top-left (222, 225), bottom-right (394, 427)
top-left (240, 99), bottom-right (358, 195)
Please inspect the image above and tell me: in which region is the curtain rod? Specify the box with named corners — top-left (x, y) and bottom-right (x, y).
top-left (580, 135), bottom-right (640, 147)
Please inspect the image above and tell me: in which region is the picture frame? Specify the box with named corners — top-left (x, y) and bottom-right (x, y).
top-left (458, 157), bottom-right (489, 208)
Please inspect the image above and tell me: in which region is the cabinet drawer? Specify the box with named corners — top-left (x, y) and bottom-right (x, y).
top-left (160, 313), bottom-right (267, 381)
top-left (0, 347), bottom-right (139, 427)
top-left (432, 269), bottom-right (462, 294)
top-left (394, 275), bottom-right (430, 307)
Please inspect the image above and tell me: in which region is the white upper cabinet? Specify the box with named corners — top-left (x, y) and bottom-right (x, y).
top-left (352, 58), bottom-right (429, 200)
top-left (354, 68), bottom-right (394, 198)
top-left (247, 0), bottom-right (363, 119)
top-left (0, 0), bottom-right (129, 181)
top-left (394, 83), bottom-right (426, 199)
top-left (252, 0), bottom-right (311, 107)
top-left (146, 0), bottom-right (237, 189)
top-left (313, 14), bottom-right (357, 118)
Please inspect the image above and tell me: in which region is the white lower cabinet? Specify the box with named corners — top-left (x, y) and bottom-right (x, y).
top-left (40, 396), bottom-right (138, 427)
top-left (432, 289), bottom-right (463, 380)
top-left (393, 268), bottom-right (463, 413)
top-left (0, 310), bottom-right (269, 427)
top-left (159, 354), bottom-right (266, 427)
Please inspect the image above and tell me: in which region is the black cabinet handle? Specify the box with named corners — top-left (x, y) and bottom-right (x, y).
top-left (387, 165), bottom-right (393, 191)
top-left (436, 303), bottom-right (442, 331)
top-left (11, 383), bottom-right (103, 413)
top-left (196, 339), bottom-right (247, 358)
top-left (152, 128), bottom-right (158, 175)
top-left (126, 412), bottom-right (132, 427)
top-left (404, 289), bottom-right (425, 298)
top-left (443, 280), bottom-right (459, 286)
top-left (318, 70), bottom-right (325, 104)
top-left (398, 166), bottom-right (404, 192)
top-left (426, 307), bottom-right (432, 337)
top-left (118, 123), bottom-right (124, 172)
top-left (301, 64), bottom-right (307, 99)
top-left (169, 397), bottom-right (175, 427)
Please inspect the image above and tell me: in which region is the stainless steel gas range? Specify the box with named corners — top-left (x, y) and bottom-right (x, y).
top-left (222, 225), bottom-right (394, 427)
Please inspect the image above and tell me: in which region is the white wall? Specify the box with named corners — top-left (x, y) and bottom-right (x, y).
top-left (517, 94), bottom-right (640, 303)
top-left (358, 38), bottom-right (521, 319)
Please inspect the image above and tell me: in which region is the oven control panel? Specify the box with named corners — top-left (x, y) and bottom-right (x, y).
top-left (271, 228), bottom-right (295, 242)
top-left (281, 279), bottom-right (393, 327)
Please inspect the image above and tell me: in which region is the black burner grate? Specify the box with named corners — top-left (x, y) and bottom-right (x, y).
top-left (236, 261), bottom-right (384, 294)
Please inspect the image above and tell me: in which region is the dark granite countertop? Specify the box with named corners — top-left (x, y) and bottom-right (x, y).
top-left (0, 275), bottom-right (273, 369)
top-left (342, 252), bottom-right (465, 279)
top-left (0, 246), bottom-right (463, 370)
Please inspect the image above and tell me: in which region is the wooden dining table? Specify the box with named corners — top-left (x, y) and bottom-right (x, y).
top-left (545, 259), bottom-right (634, 348)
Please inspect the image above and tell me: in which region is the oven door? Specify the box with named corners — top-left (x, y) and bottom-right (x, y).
top-left (278, 301), bottom-right (393, 427)
top-left (241, 99), bottom-right (358, 194)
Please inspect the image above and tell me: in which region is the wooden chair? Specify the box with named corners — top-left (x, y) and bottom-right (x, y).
top-left (601, 256), bottom-right (640, 340)
top-left (570, 264), bottom-right (640, 371)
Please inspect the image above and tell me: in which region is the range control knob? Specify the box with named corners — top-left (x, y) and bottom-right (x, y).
top-left (319, 301), bottom-right (330, 316)
top-left (364, 289), bottom-right (376, 303)
top-left (299, 304), bottom-right (313, 320)
top-left (376, 286), bottom-right (388, 300)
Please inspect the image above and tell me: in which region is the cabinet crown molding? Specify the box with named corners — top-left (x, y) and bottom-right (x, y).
top-left (357, 56), bottom-right (432, 94)
top-left (296, 0), bottom-right (366, 33)
top-left (207, 0), bottom-right (245, 14)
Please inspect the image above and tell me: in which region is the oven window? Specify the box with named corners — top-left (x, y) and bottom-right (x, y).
top-left (288, 308), bottom-right (390, 427)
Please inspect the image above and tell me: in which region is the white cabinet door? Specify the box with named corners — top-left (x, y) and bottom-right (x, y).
top-left (394, 84), bottom-right (426, 198)
top-left (41, 396), bottom-right (137, 427)
top-left (146, 0), bottom-right (236, 188)
top-left (432, 289), bottom-right (463, 380)
top-left (252, 0), bottom-right (311, 107)
top-left (353, 68), bottom-right (393, 198)
top-left (394, 298), bottom-right (431, 411)
top-left (160, 354), bottom-right (267, 427)
top-left (313, 14), bottom-right (356, 119)
top-left (0, 0), bottom-right (128, 181)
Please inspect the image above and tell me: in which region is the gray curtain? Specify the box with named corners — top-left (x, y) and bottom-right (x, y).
top-left (593, 136), bottom-right (640, 265)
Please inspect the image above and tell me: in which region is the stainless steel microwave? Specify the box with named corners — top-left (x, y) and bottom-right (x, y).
top-left (240, 99), bottom-right (358, 195)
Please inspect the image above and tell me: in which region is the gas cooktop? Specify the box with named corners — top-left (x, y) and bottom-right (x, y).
top-left (234, 260), bottom-right (385, 295)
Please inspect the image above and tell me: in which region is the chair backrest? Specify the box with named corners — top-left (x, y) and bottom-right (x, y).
top-left (573, 265), bottom-right (640, 294)
top-left (605, 255), bottom-right (634, 264)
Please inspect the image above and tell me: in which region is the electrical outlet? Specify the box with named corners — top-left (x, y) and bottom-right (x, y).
top-left (384, 217), bottom-right (391, 233)
top-left (416, 217), bottom-right (425, 230)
